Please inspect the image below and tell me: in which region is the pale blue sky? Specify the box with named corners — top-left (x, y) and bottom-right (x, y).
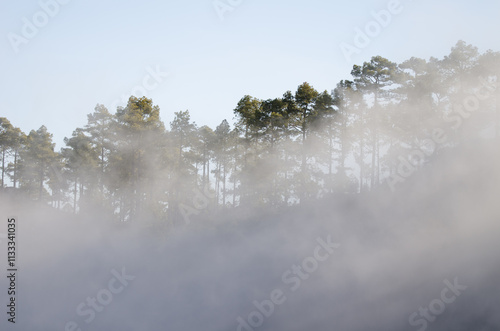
top-left (1, 0), bottom-right (499, 148)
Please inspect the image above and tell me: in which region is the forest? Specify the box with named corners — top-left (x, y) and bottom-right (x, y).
top-left (1, 41), bottom-right (499, 223)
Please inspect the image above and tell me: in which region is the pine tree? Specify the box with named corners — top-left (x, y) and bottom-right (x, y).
top-left (18, 126), bottom-right (59, 201)
top-left (351, 56), bottom-right (399, 188)
top-left (114, 96), bottom-right (166, 221)
top-left (0, 118), bottom-right (23, 189)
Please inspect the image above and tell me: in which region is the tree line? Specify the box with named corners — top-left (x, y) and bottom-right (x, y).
top-left (1, 41), bottom-right (499, 223)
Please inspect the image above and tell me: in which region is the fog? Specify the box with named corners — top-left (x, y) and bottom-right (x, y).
top-left (1, 139), bottom-right (500, 331)
top-left (2, 46), bottom-right (500, 330)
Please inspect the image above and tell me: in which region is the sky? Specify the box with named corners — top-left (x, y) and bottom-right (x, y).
top-left (1, 0), bottom-right (499, 149)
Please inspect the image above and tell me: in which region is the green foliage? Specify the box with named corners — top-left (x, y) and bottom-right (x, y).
top-left (0, 118), bottom-right (24, 188)
top-left (3, 41), bottom-right (498, 222)
top-left (18, 126), bottom-right (59, 200)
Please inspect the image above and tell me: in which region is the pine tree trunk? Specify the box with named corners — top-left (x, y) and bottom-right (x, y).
top-left (222, 162), bottom-right (226, 207)
top-left (1, 148), bottom-right (5, 189)
top-left (202, 145), bottom-right (206, 186)
top-left (301, 109), bottom-right (307, 203)
top-left (100, 146), bottom-right (105, 193)
top-left (13, 151), bottom-right (17, 188)
top-left (38, 170), bottom-right (43, 201)
top-left (232, 143), bottom-right (237, 207)
top-left (74, 178), bottom-right (77, 214)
